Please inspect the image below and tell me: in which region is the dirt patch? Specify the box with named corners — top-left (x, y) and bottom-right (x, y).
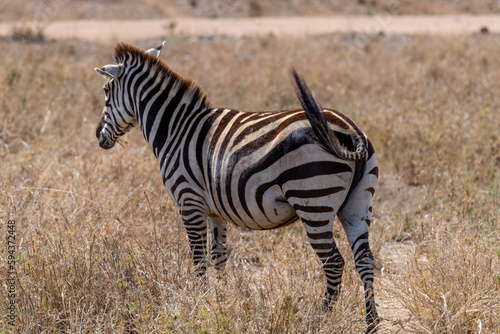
top-left (377, 240), bottom-right (413, 332)
top-left (0, 15), bottom-right (499, 43)
top-left (371, 170), bottom-right (426, 332)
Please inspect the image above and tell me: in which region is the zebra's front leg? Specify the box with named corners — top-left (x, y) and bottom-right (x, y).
top-left (208, 216), bottom-right (228, 276)
top-left (182, 210), bottom-right (208, 277)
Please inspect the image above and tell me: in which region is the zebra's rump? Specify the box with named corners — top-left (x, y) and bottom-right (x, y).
top-left (200, 108), bottom-right (359, 230)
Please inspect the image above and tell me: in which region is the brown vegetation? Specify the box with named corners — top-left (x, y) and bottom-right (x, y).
top-left (2, 0), bottom-right (500, 22)
top-left (0, 31), bottom-right (499, 332)
top-left (159, 0), bottom-right (500, 18)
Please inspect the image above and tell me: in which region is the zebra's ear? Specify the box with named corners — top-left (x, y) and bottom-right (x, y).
top-left (145, 41), bottom-right (165, 58)
top-left (95, 64), bottom-right (121, 80)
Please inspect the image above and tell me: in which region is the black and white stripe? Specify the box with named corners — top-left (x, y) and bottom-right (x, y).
top-left (95, 42), bottom-right (380, 333)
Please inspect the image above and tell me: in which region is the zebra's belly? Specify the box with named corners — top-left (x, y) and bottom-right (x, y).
top-left (211, 184), bottom-right (297, 230)
top-left (257, 185), bottom-right (296, 226)
top-left (232, 199), bottom-right (296, 230)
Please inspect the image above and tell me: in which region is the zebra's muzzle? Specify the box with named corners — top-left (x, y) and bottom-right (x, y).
top-left (98, 135), bottom-right (115, 150)
top-left (96, 123), bottom-right (115, 149)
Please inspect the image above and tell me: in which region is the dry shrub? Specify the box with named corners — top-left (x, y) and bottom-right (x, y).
top-left (9, 25), bottom-right (45, 43)
top-left (394, 226), bottom-right (500, 333)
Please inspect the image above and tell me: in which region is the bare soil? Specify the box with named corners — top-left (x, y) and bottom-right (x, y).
top-left (0, 15), bottom-right (499, 43)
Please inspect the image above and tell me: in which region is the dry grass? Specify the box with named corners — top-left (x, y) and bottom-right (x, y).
top-left (2, 0), bottom-right (500, 22)
top-left (0, 32), bottom-right (499, 333)
top-left (155, 0), bottom-right (500, 17)
top-left (0, 0), bottom-right (163, 21)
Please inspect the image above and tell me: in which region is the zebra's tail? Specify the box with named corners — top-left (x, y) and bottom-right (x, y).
top-left (291, 67), bottom-right (367, 161)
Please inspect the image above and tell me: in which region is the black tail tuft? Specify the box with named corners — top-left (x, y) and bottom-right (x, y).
top-left (291, 67), bottom-right (367, 161)
top-left (291, 67), bottom-right (335, 154)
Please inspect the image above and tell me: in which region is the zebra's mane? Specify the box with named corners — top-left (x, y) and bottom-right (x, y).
top-left (113, 42), bottom-right (212, 109)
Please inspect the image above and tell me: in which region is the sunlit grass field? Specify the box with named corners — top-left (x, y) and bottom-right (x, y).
top-left (0, 31), bottom-right (499, 332)
top-left (2, 0), bottom-right (500, 21)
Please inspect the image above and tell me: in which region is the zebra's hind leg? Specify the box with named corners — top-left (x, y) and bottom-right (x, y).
top-left (304, 218), bottom-right (345, 306)
top-left (338, 209), bottom-right (378, 333)
top-left (208, 216), bottom-right (228, 277)
top-left (337, 162), bottom-right (380, 332)
top-left (290, 201), bottom-right (345, 307)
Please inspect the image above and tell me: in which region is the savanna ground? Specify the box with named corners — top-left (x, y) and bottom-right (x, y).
top-left (2, 0), bottom-right (500, 21)
top-left (1, 1), bottom-right (500, 333)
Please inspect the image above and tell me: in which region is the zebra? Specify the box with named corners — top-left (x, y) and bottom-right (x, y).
top-left (95, 42), bottom-right (380, 332)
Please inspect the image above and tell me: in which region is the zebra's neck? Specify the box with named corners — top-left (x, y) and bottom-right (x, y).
top-left (128, 65), bottom-right (211, 159)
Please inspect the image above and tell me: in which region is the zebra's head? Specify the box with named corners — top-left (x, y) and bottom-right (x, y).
top-left (94, 42), bottom-right (165, 149)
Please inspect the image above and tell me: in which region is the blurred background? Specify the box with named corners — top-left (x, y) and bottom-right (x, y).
top-left (3, 0), bottom-right (500, 21)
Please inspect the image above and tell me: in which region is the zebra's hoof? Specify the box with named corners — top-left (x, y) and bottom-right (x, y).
top-left (322, 293), bottom-right (338, 311)
top-left (215, 270), bottom-right (227, 281)
top-left (365, 324), bottom-right (378, 334)
top-left (322, 298), bottom-right (333, 312)
top-left (365, 315), bottom-right (380, 333)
